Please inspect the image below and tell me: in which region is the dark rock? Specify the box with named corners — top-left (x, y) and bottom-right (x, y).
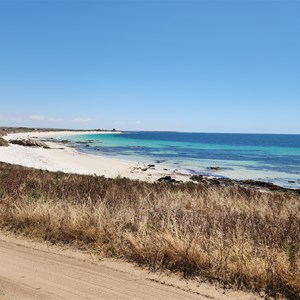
top-left (147, 164), bottom-right (155, 168)
top-left (205, 177), bottom-right (236, 187)
top-left (9, 139), bottom-right (50, 149)
top-left (75, 141), bottom-right (90, 144)
top-left (157, 176), bottom-right (180, 183)
top-left (207, 166), bottom-right (222, 171)
top-left (158, 176), bottom-right (171, 182)
top-left (210, 179), bottom-right (222, 185)
top-left (238, 180), bottom-right (284, 191)
top-left (60, 140), bottom-right (70, 144)
top-left (189, 175), bottom-right (204, 182)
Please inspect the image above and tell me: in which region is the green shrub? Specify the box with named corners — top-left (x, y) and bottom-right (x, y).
top-left (0, 137), bottom-right (9, 147)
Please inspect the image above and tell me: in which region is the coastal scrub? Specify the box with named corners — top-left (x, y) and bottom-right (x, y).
top-left (0, 162), bottom-right (299, 299)
top-left (0, 137), bottom-right (9, 147)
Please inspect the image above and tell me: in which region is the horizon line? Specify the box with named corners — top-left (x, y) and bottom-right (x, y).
top-left (1, 126), bottom-right (299, 136)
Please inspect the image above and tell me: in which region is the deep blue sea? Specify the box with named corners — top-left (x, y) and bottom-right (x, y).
top-left (61, 132), bottom-right (300, 188)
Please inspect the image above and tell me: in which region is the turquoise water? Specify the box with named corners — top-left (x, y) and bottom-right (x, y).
top-left (61, 132), bottom-right (300, 188)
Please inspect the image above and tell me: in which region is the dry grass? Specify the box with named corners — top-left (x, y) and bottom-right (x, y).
top-left (0, 162), bottom-right (299, 299)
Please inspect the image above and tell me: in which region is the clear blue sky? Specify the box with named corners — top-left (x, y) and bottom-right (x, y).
top-left (0, 0), bottom-right (299, 133)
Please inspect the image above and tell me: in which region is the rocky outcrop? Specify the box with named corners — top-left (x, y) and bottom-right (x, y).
top-left (207, 166), bottom-right (222, 171)
top-left (157, 176), bottom-right (181, 183)
top-left (189, 175), bottom-right (204, 182)
top-left (238, 179), bottom-right (287, 192)
top-left (60, 140), bottom-right (70, 144)
top-left (9, 139), bottom-right (50, 149)
top-left (75, 141), bottom-right (90, 144)
top-left (188, 175), bottom-right (300, 194)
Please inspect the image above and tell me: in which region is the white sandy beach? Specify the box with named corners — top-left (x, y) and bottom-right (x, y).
top-left (0, 131), bottom-right (190, 182)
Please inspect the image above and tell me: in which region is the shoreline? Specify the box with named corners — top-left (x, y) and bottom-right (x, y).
top-left (1, 130), bottom-right (300, 192)
top-left (0, 131), bottom-right (191, 182)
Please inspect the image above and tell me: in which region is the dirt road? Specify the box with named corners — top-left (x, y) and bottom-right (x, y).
top-left (0, 234), bottom-right (256, 300)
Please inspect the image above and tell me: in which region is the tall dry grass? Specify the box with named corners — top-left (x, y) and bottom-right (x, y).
top-left (0, 162), bottom-right (299, 299)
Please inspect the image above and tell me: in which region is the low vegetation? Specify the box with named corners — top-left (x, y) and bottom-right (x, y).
top-left (0, 137), bottom-right (9, 146)
top-left (0, 161), bottom-right (299, 299)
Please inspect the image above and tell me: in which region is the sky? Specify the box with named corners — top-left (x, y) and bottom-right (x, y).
top-left (0, 0), bottom-right (299, 134)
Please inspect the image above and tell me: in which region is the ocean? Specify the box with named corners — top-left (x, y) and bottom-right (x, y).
top-left (60, 132), bottom-right (300, 188)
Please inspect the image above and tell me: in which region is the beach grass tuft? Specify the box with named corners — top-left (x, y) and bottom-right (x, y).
top-left (0, 161), bottom-right (299, 299)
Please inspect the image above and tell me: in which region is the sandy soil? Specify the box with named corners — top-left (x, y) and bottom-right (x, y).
top-left (0, 233), bottom-right (258, 300)
top-left (0, 131), bottom-right (190, 182)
